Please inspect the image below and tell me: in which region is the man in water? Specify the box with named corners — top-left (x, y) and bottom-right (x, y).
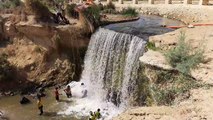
top-left (64, 85), bottom-right (72, 98)
top-left (81, 83), bottom-right (88, 98)
top-left (106, 88), bottom-right (111, 102)
top-left (89, 111), bottom-right (96, 120)
top-left (95, 108), bottom-right (102, 119)
top-left (54, 87), bottom-right (60, 101)
top-left (37, 97), bottom-right (43, 115)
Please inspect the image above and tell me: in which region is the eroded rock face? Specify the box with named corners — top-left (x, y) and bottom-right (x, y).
top-left (0, 16), bottom-right (7, 41)
top-left (15, 24), bottom-right (90, 50)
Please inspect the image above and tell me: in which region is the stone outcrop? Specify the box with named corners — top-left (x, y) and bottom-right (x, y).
top-left (15, 24), bottom-right (90, 51)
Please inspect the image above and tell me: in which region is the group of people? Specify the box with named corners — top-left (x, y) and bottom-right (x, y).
top-left (36, 85), bottom-right (72, 116)
top-left (54, 86), bottom-right (72, 101)
top-left (36, 82), bottom-right (89, 117)
top-left (89, 109), bottom-right (102, 120)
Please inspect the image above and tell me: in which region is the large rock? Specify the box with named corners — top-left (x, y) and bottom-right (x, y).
top-left (139, 50), bottom-right (172, 70)
top-left (15, 24), bottom-right (90, 51)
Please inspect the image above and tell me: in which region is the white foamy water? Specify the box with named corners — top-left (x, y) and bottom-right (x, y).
top-left (59, 28), bottom-right (146, 119)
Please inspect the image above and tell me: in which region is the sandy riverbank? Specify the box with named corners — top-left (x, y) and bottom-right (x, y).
top-left (115, 4), bottom-right (213, 24)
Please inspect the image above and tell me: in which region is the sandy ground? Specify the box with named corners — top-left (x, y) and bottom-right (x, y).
top-left (114, 88), bottom-right (213, 120)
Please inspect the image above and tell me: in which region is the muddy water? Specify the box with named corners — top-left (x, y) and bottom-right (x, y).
top-left (0, 89), bottom-right (87, 120)
top-left (0, 15), bottom-right (184, 120)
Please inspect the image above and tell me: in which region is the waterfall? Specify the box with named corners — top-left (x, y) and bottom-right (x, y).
top-left (61, 28), bottom-right (146, 119)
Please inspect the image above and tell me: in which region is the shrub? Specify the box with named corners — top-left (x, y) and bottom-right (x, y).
top-left (165, 31), bottom-right (204, 75)
top-left (0, 0), bottom-right (22, 10)
top-left (54, 0), bottom-right (65, 4)
top-left (102, 8), bottom-right (117, 14)
top-left (66, 4), bottom-right (78, 18)
top-left (121, 7), bottom-right (138, 17)
top-left (40, 0), bottom-right (65, 9)
top-left (103, 2), bottom-right (115, 10)
top-left (146, 41), bottom-right (158, 51)
top-left (25, 0), bottom-right (53, 22)
top-left (101, 2), bottom-right (117, 14)
top-left (83, 4), bottom-right (101, 27)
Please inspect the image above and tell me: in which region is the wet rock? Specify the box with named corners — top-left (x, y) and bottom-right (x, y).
top-left (4, 91), bottom-right (14, 96)
top-left (20, 84), bottom-right (37, 95)
top-left (20, 96), bottom-right (30, 104)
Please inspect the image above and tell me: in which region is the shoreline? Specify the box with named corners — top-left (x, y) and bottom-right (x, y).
top-left (114, 4), bottom-right (213, 24)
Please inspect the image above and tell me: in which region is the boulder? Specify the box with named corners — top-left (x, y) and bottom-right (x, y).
top-left (20, 96), bottom-right (30, 104)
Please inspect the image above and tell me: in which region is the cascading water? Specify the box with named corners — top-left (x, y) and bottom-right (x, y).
top-left (60, 28), bottom-right (146, 119)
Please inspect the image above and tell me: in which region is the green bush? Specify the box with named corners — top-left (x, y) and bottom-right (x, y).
top-left (165, 32), bottom-right (204, 75)
top-left (121, 7), bottom-right (138, 17)
top-left (54, 0), bottom-right (65, 4)
top-left (0, 0), bottom-right (22, 9)
top-left (84, 4), bottom-right (101, 27)
top-left (25, 0), bottom-right (52, 22)
top-left (101, 2), bottom-right (117, 14)
top-left (66, 4), bottom-right (78, 18)
top-left (146, 41), bottom-right (158, 51)
top-left (103, 2), bottom-right (115, 10)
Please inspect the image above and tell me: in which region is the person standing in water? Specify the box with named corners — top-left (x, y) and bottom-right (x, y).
top-left (37, 97), bottom-right (43, 115)
top-left (81, 83), bottom-right (88, 98)
top-left (54, 87), bottom-right (60, 101)
top-left (95, 108), bottom-right (102, 119)
top-left (89, 111), bottom-right (96, 120)
top-left (64, 85), bottom-right (72, 98)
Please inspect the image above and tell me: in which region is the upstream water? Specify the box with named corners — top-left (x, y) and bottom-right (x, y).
top-left (0, 15), bottom-right (183, 120)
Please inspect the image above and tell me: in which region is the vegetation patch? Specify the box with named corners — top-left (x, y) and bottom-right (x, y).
top-left (135, 64), bottom-right (207, 106)
top-left (0, 0), bottom-right (22, 10)
top-left (121, 7), bottom-right (138, 17)
top-left (25, 0), bottom-right (53, 22)
top-left (101, 2), bottom-right (117, 14)
top-left (83, 4), bottom-right (101, 28)
top-left (104, 2), bottom-right (116, 10)
top-left (66, 4), bottom-right (78, 19)
top-left (165, 31), bottom-right (204, 75)
top-left (146, 41), bottom-right (159, 51)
